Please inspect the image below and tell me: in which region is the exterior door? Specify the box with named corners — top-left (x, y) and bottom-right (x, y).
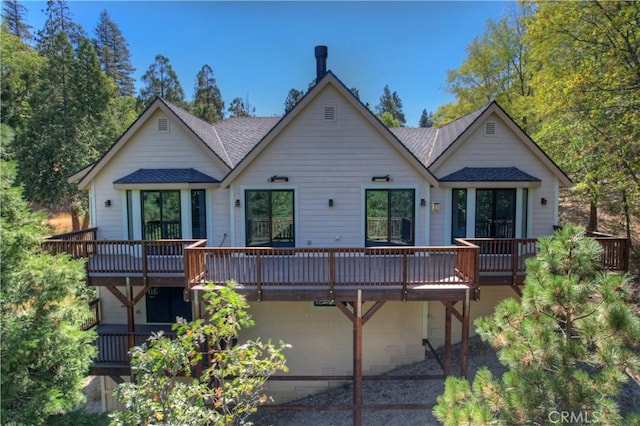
top-left (475, 189), bottom-right (516, 238)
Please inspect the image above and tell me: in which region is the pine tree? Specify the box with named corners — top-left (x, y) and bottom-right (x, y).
top-left (139, 54), bottom-right (186, 108)
top-left (284, 88), bottom-right (304, 114)
top-left (418, 109), bottom-right (433, 127)
top-left (376, 84), bottom-right (406, 126)
top-left (1, 133), bottom-right (97, 424)
top-left (36, 0), bottom-right (86, 56)
top-left (17, 32), bottom-right (113, 212)
top-left (191, 64), bottom-right (224, 123)
top-left (434, 225), bottom-right (640, 425)
top-left (93, 9), bottom-right (135, 96)
top-left (228, 96), bottom-right (253, 118)
top-left (1, 0), bottom-right (33, 42)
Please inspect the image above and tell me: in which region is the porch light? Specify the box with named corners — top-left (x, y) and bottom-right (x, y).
top-left (420, 198), bottom-right (426, 207)
top-left (328, 199), bottom-right (334, 207)
top-left (541, 197), bottom-right (547, 205)
top-left (104, 200), bottom-right (112, 207)
top-left (235, 199), bottom-right (241, 207)
top-left (269, 175), bottom-right (289, 182)
top-left (371, 175), bottom-right (390, 182)
top-left (432, 202), bottom-right (441, 213)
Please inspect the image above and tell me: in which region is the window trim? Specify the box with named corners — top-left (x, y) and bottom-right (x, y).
top-left (364, 188), bottom-right (416, 247)
top-left (244, 189), bottom-right (295, 247)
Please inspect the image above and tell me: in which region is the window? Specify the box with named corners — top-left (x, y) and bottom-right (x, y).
top-left (126, 190), bottom-right (134, 240)
top-left (191, 189), bottom-right (206, 239)
top-left (451, 189), bottom-right (467, 243)
top-left (141, 190), bottom-right (181, 240)
top-left (245, 190), bottom-right (294, 247)
top-left (365, 189), bottom-right (415, 246)
top-left (475, 189), bottom-right (516, 238)
top-left (146, 287), bottom-right (192, 323)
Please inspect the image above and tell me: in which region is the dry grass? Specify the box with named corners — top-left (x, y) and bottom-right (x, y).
top-left (46, 212), bottom-right (73, 234)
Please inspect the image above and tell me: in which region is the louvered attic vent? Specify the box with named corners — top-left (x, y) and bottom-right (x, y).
top-left (158, 117), bottom-right (169, 132)
top-left (484, 121), bottom-right (496, 136)
top-left (323, 105), bottom-right (336, 122)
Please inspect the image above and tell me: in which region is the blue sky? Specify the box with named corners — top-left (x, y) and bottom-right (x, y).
top-left (24, 1), bottom-right (508, 125)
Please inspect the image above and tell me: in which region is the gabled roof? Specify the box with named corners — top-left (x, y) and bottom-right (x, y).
top-left (428, 102), bottom-right (572, 187)
top-left (220, 71), bottom-right (440, 187)
top-left (441, 167), bottom-right (541, 182)
top-left (75, 97), bottom-right (232, 190)
top-left (113, 168), bottom-right (219, 184)
top-left (72, 80), bottom-right (571, 190)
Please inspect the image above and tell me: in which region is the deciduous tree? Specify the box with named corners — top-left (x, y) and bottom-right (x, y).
top-left (228, 96), bottom-right (254, 118)
top-left (527, 1), bottom-right (640, 235)
top-left (434, 225), bottom-right (640, 425)
top-left (112, 281), bottom-right (289, 426)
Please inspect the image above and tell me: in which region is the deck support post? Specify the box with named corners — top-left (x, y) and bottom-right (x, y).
top-left (444, 301), bottom-right (451, 376)
top-left (460, 289), bottom-right (470, 378)
top-left (353, 289), bottom-right (363, 426)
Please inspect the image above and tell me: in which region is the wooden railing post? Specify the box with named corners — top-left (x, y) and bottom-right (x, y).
top-left (141, 241), bottom-right (148, 286)
top-left (511, 239), bottom-right (518, 286)
top-left (256, 252), bottom-right (262, 301)
top-left (329, 251), bottom-right (335, 302)
top-left (402, 253), bottom-right (408, 301)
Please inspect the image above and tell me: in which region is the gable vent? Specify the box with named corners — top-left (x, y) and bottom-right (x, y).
top-left (484, 121), bottom-right (496, 136)
top-left (158, 117), bottom-right (169, 132)
top-left (323, 105), bottom-right (336, 122)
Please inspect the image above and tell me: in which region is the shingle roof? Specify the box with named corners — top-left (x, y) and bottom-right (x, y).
top-left (440, 167), bottom-right (541, 182)
top-left (212, 117), bottom-right (282, 167)
top-left (161, 100), bottom-right (233, 168)
top-left (114, 168), bottom-right (219, 184)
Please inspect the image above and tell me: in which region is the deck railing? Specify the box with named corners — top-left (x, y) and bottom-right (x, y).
top-left (95, 331), bottom-right (177, 364)
top-left (42, 239), bottom-right (203, 275)
top-left (184, 244), bottom-right (479, 294)
top-left (82, 298), bottom-right (101, 331)
top-left (586, 232), bottom-right (629, 271)
top-left (46, 227), bottom-right (97, 241)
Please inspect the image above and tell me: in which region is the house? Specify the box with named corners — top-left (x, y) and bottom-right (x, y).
top-left (47, 46), bottom-right (628, 413)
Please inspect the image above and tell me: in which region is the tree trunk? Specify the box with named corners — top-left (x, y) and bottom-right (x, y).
top-left (622, 190), bottom-right (633, 249)
top-left (588, 200), bottom-right (598, 232)
top-left (81, 213), bottom-right (90, 230)
top-left (71, 211), bottom-right (80, 231)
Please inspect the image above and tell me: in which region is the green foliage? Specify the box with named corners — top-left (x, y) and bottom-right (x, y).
top-left (434, 3), bottom-right (535, 128)
top-left (527, 1), bottom-right (640, 232)
top-left (93, 9), bottom-right (136, 97)
top-left (191, 64), bottom-right (225, 123)
top-left (434, 225), bottom-right (640, 425)
top-left (1, 0), bottom-right (33, 42)
top-left (49, 409), bottom-right (111, 426)
top-left (376, 84), bottom-right (405, 126)
top-left (16, 31), bottom-right (113, 208)
top-left (0, 27), bottom-right (43, 131)
top-left (418, 108), bottom-right (433, 127)
top-left (138, 54), bottom-right (186, 108)
top-left (112, 281), bottom-right (289, 426)
top-left (284, 88), bottom-right (304, 114)
top-left (228, 96), bottom-right (254, 118)
top-left (0, 150), bottom-right (97, 424)
top-left (36, 0), bottom-right (86, 55)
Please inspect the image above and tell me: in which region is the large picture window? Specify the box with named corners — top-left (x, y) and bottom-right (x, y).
top-left (245, 190), bottom-right (294, 247)
top-left (365, 189), bottom-right (415, 246)
top-left (141, 190), bottom-right (181, 240)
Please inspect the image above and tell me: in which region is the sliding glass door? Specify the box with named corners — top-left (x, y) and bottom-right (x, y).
top-left (245, 190), bottom-right (294, 247)
top-left (141, 190), bottom-right (181, 240)
top-left (365, 189), bottom-right (415, 246)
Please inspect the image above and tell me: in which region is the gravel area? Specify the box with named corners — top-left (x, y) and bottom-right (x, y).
top-left (249, 336), bottom-right (640, 426)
